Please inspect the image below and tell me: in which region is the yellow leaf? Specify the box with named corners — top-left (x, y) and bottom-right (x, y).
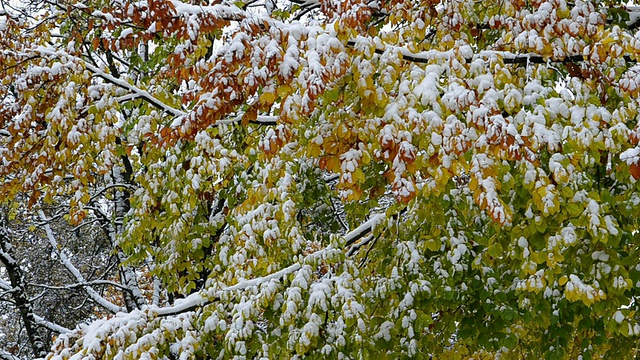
top-left (307, 142), bottom-right (321, 157)
top-left (277, 84), bottom-right (292, 98)
top-left (558, 275), bottom-right (568, 286)
top-left (361, 150), bottom-right (371, 165)
top-left (260, 91), bottom-right (277, 105)
top-left (336, 123), bottom-right (350, 139)
top-left (425, 237), bottom-right (441, 251)
top-left (353, 168), bottom-right (365, 184)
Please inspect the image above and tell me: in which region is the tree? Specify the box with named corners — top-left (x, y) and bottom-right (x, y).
top-left (2, 0), bottom-right (640, 358)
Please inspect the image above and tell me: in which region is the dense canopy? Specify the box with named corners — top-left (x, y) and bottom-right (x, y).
top-left (2, 0), bottom-right (640, 358)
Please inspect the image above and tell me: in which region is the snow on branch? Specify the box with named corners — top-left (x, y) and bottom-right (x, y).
top-left (157, 213), bottom-right (385, 316)
top-left (82, 62), bottom-right (186, 118)
top-left (29, 46), bottom-right (186, 118)
top-left (215, 114), bottom-right (278, 126)
top-left (168, 0), bottom-right (246, 20)
top-left (346, 234), bottom-right (375, 257)
top-left (344, 213), bottom-right (385, 247)
top-left (29, 279), bottom-right (131, 291)
top-left (34, 314), bottom-right (71, 334)
top-left (144, 215), bottom-right (385, 318)
top-left (0, 278), bottom-right (71, 334)
top-left (156, 261), bottom-right (303, 317)
top-left (0, 278), bottom-right (11, 291)
top-left (347, 40), bottom-right (636, 65)
top-left (322, 173), bottom-right (340, 183)
top-left (38, 211), bottom-right (126, 314)
top-left (0, 349), bottom-right (20, 360)
top-left (49, 212), bottom-right (388, 355)
top-left (0, 246), bottom-right (16, 267)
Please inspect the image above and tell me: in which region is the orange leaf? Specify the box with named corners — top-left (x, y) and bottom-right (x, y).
top-left (242, 108), bottom-right (258, 126)
top-left (630, 163), bottom-right (640, 180)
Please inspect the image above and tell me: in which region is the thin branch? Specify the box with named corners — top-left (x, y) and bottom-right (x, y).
top-left (0, 55), bottom-right (39, 73)
top-left (329, 198), bottom-right (349, 232)
top-left (69, 218), bottom-right (101, 233)
top-left (346, 234), bottom-right (373, 257)
top-left (322, 173), bottom-right (340, 183)
top-left (28, 279), bottom-right (130, 292)
top-left (358, 234), bottom-right (380, 268)
top-left (27, 290), bottom-right (46, 303)
top-left (292, 3), bottom-right (320, 21)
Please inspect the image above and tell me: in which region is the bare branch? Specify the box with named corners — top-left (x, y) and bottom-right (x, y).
top-left (28, 279), bottom-right (130, 292)
top-left (33, 314), bottom-right (71, 334)
top-left (38, 210), bottom-right (126, 314)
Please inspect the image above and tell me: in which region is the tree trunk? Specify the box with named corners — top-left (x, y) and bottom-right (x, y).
top-left (0, 215), bottom-right (48, 358)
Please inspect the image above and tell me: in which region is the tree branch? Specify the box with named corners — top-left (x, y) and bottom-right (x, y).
top-left (347, 39), bottom-right (636, 65)
top-left (157, 213), bottom-right (386, 316)
top-left (156, 261), bottom-right (303, 317)
top-left (33, 314), bottom-right (71, 334)
top-left (38, 210), bottom-right (126, 314)
top-left (343, 213), bottom-right (385, 247)
top-left (28, 279), bottom-right (130, 292)
top-left (346, 234), bottom-right (374, 257)
top-left (82, 61), bottom-right (185, 117)
top-left (214, 113), bottom-right (278, 126)
top-left (0, 277), bottom-right (11, 291)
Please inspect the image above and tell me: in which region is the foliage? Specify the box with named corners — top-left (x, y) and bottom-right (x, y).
top-left (1, 0), bottom-right (640, 358)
